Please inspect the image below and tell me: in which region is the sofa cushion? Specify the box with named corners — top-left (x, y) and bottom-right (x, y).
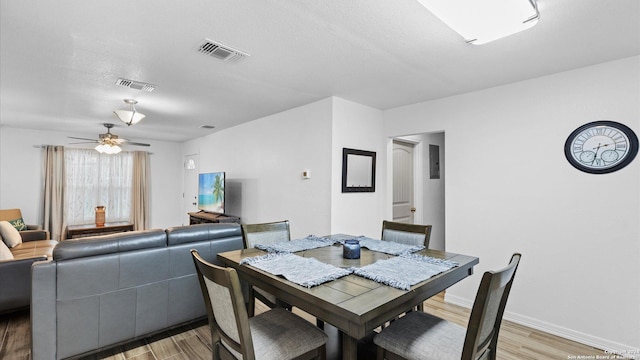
top-left (10, 240), bottom-right (57, 260)
top-left (0, 240), bottom-right (13, 260)
top-left (8, 218), bottom-right (28, 231)
top-left (0, 221), bottom-right (22, 248)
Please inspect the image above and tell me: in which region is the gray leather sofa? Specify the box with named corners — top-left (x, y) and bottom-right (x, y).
top-left (0, 235), bottom-right (56, 314)
top-left (31, 223), bottom-right (243, 360)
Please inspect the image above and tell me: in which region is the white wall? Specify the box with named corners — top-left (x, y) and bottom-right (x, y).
top-left (383, 56), bottom-right (640, 351)
top-left (331, 97), bottom-right (385, 238)
top-left (181, 98), bottom-right (334, 239)
top-left (0, 126), bottom-right (182, 230)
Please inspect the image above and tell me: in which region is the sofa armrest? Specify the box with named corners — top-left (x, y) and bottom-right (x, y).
top-left (20, 229), bottom-right (50, 242)
top-left (31, 260), bottom-right (57, 360)
top-left (0, 256), bottom-right (48, 313)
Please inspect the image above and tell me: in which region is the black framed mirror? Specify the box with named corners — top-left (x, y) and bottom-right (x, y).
top-left (342, 148), bottom-right (376, 193)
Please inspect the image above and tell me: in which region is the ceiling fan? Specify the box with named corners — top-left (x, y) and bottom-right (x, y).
top-left (68, 123), bottom-right (150, 153)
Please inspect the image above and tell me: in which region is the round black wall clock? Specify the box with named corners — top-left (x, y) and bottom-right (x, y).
top-left (565, 120), bottom-right (638, 174)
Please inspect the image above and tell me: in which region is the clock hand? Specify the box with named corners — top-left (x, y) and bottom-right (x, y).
top-left (593, 143), bottom-right (613, 149)
top-left (591, 143), bottom-right (603, 165)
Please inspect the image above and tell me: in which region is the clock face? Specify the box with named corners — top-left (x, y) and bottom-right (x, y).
top-left (565, 121), bottom-right (638, 174)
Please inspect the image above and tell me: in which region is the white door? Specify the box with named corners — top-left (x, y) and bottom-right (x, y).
top-left (183, 154), bottom-right (199, 225)
top-left (392, 141), bottom-right (415, 223)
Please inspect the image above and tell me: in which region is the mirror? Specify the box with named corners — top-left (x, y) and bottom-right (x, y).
top-left (342, 148), bottom-right (376, 192)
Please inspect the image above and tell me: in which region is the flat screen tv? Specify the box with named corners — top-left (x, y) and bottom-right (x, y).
top-left (198, 172), bottom-right (225, 214)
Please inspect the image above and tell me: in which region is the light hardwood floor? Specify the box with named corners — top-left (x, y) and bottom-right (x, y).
top-left (0, 294), bottom-right (609, 360)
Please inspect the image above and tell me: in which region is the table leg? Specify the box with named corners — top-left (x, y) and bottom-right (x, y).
top-left (341, 332), bottom-right (358, 360)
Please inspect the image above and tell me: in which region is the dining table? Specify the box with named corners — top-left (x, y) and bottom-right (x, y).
top-left (217, 234), bottom-right (479, 360)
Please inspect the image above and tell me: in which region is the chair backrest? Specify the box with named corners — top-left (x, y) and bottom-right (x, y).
top-left (241, 220), bottom-right (290, 249)
top-left (0, 208), bottom-right (23, 222)
top-left (381, 220), bottom-right (432, 248)
top-left (191, 249), bottom-right (256, 360)
top-left (462, 253), bottom-right (521, 360)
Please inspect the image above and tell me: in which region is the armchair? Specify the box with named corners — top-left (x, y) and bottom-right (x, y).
top-left (0, 208), bottom-right (49, 241)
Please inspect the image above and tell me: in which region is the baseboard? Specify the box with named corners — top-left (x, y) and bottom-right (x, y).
top-left (444, 294), bottom-right (639, 359)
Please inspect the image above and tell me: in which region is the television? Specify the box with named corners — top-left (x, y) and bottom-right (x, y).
top-left (198, 172), bottom-right (225, 214)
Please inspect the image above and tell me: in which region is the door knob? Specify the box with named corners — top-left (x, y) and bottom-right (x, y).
top-left (192, 202), bottom-right (197, 206)
top-left (410, 207), bottom-right (416, 212)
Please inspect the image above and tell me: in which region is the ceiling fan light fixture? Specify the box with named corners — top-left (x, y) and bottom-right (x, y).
top-left (114, 99), bottom-right (146, 126)
top-left (95, 143), bottom-right (122, 154)
top-left (417, 0), bottom-right (539, 45)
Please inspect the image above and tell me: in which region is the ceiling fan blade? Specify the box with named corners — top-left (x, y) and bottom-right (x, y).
top-left (68, 136), bottom-right (98, 142)
top-left (126, 141), bottom-right (151, 147)
top-left (68, 141), bottom-right (99, 145)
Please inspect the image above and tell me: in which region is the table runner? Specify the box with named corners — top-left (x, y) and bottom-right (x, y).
top-left (240, 253), bottom-right (352, 288)
top-left (340, 236), bottom-right (425, 255)
top-left (254, 235), bottom-right (337, 253)
top-left (352, 253), bottom-right (458, 290)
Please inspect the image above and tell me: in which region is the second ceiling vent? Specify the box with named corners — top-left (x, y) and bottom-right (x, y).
top-left (196, 39), bottom-right (249, 63)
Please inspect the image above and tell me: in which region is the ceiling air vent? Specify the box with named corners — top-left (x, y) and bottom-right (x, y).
top-left (200, 125), bottom-right (216, 129)
top-left (115, 78), bottom-right (156, 92)
top-left (196, 39), bottom-right (249, 63)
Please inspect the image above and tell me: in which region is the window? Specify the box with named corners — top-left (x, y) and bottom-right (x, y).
top-left (64, 149), bottom-right (133, 225)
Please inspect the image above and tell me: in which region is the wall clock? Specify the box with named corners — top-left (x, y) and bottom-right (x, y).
top-left (564, 120), bottom-right (638, 174)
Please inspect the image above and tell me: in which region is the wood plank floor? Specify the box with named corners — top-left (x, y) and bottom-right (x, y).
top-left (0, 294), bottom-right (609, 360)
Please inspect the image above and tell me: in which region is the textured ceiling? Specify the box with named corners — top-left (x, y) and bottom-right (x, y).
top-left (1, 0), bottom-right (638, 144)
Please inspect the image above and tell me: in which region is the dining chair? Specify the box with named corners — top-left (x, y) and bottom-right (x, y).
top-left (373, 253), bottom-right (521, 360)
top-left (381, 220), bottom-right (432, 312)
top-left (191, 249), bottom-right (328, 360)
top-left (241, 220), bottom-right (292, 317)
top-left (381, 220), bottom-right (432, 248)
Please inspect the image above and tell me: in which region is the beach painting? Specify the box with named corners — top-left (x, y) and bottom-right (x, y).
top-left (198, 172), bottom-right (225, 213)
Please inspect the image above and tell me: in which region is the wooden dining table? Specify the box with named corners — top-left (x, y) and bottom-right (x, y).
top-left (217, 234), bottom-right (479, 360)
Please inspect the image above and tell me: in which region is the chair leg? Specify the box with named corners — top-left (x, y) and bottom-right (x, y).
top-left (316, 318), bottom-right (324, 330)
top-left (318, 344), bottom-right (326, 360)
top-left (247, 288), bottom-right (256, 317)
top-left (377, 345), bottom-right (385, 360)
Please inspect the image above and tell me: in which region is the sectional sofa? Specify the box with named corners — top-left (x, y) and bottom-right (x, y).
top-left (30, 222), bottom-right (244, 360)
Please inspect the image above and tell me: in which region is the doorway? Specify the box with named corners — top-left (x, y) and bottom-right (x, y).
top-left (391, 133), bottom-right (445, 251)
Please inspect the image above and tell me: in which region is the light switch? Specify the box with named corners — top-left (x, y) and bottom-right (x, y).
top-left (302, 170), bottom-right (311, 179)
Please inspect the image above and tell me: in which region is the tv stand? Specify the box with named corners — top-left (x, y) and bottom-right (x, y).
top-left (188, 211), bottom-right (240, 225)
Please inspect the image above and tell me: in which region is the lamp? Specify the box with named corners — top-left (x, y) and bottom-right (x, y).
top-left (417, 0), bottom-right (539, 45)
top-left (113, 99), bottom-right (146, 126)
top-left (95, 143), bottom-right (122, 154)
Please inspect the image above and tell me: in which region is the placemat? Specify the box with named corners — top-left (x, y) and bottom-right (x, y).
top-left (339, 236), bottom-right (425, 255)
top-left (240, 253), bottom-right (352, 288)
top-left (352, 253), bottom-right (458, 290)
top-left (254, 235), bottom-right (337, 253)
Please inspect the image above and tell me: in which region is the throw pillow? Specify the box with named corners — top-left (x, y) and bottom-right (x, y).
top-left (0, 239), bottom-right (13, 260)
top-left (8, 217), bottom-right (28, 231)
top-left (0, 221), bottom-right (22, 248)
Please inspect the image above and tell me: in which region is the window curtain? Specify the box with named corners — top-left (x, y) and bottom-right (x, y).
top-left (64, 149), bottom-right (133, 225)
top-left (131, 151), bottom-right (149, 230)
top-left (41, 145), bottom-right (66, 241)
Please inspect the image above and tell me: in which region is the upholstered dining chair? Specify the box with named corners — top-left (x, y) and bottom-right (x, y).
top-left (381, 220), bottom-right (432, 248)
top-left (191, 249), bottom-right (328, 360)
top-left (241, 220), bottom-right (291, 317)
top-left (381, 220), bottom-right (432, 312)
top-left (373, 253), bottom-right (522, 360)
